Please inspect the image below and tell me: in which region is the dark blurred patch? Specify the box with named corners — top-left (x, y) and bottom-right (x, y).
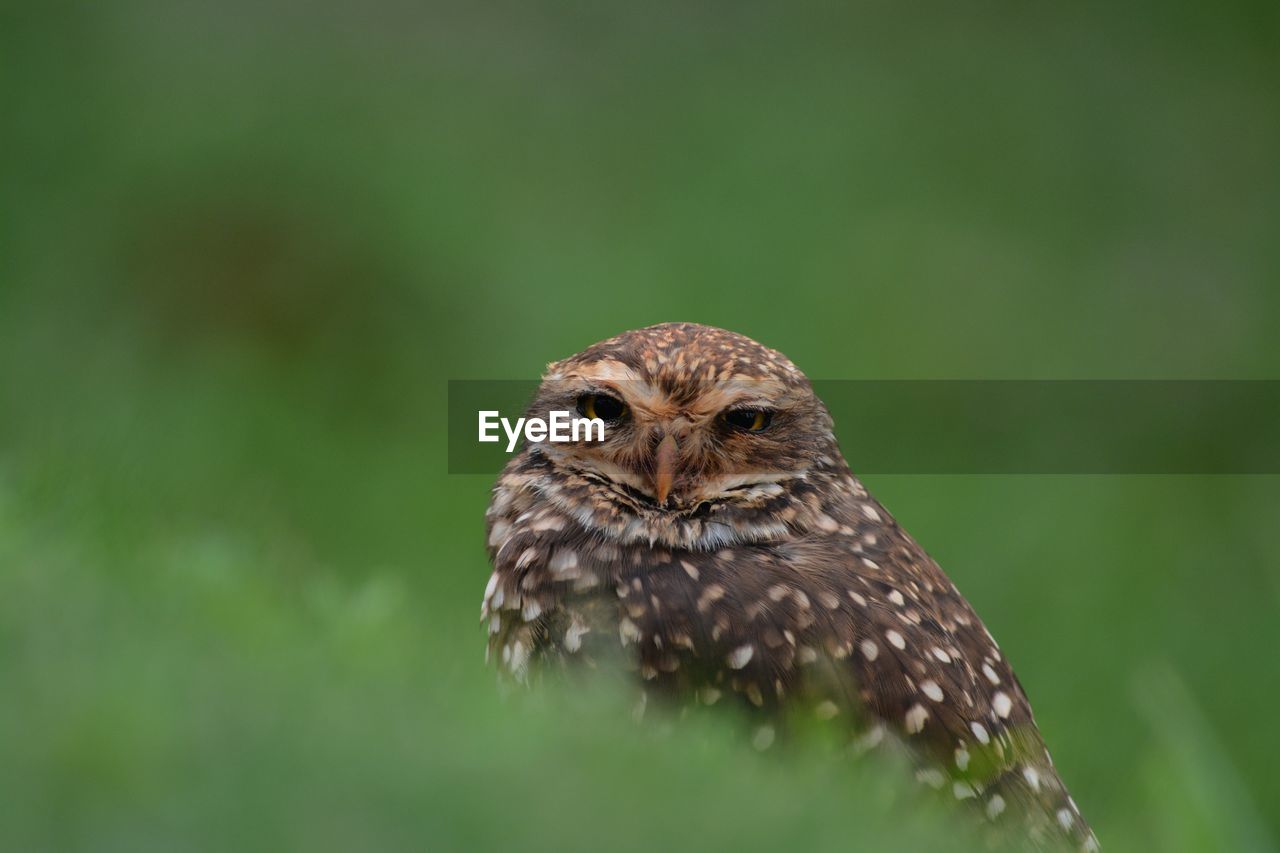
top-left (116, 169), bottom-right (428, 372)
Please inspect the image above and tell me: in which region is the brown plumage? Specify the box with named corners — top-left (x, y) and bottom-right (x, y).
top-left (482, 322), bottom-right (1097, 850)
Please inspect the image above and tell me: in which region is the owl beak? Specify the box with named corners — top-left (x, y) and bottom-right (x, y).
top-left (653, 433), bottom-right (679, 506)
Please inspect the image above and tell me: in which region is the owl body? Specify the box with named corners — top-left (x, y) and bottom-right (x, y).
top-left (483, 323), bottom-right (1096, 850)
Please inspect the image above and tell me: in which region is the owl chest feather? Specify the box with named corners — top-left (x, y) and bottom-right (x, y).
top-left (482, 491), bottom-right (1098, 850)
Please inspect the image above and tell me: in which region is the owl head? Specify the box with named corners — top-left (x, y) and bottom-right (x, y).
top-left (512, 323), bottom-right (852, 549)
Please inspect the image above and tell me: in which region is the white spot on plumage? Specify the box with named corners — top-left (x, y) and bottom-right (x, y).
top-left (993, 691), bottom-right (1013, 718)
top-left (905, 704), bottom-right (929, 733)
top-left (548, 548), bottom-right (579, 576)
top-left (853, 724), bottom-right (886, 753)
top-left (1023, 766), bottom-right (1041, 791)
top-left (508, 640), bottom-right (529, 675)
top-left (986, 794), bottom-right (1006, 818)
top-left (886, 629), bottom-right (906, 650)
top-left (932, 646), bottom-right (951, 663)
top-left (728, 644), bottom-right (755, 669)
top-left (860, 639), bottom-right (879, 660)
top-left (619, 617), bottom-right (642, 645)
top-left (887, 589), bottom-right (905, 606)
top-left (815, 700), bottom-right (839, 720)
top-left (921, 680), bottom-right (944, 702)
top-left (916, 768), bottom-right (945, 789)
top-left (530, 513), bottom-right (565, 532)
top-left (970, 721), bottom-right (990, 744)
top-left (983, 663), bottom-right (1001, 685)
top-left (955, 747), bottom-right (970, 771)
top-left (697, 584), bottom-right (726, 612)
top-left (564, 617), bottom-right (588, 652)
top-left (1057, 809), bottom-right (1074, 831)
top-left (486, 520), bottom-right (510, 548)
top-left (953, 781), bottom-right (975, 800)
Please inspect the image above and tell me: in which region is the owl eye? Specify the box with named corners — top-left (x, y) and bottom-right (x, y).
top-left (724, 408), bottom-right (773, 433)
top-left (577, 393), bottom-right (628, 422)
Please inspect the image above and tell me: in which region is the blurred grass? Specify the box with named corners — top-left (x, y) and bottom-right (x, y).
top-left (2, 1), bottom-right (1279, 850)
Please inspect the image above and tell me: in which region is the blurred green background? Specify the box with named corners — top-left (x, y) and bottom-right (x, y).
top-left (3, 2), bottom-right (1278, 850)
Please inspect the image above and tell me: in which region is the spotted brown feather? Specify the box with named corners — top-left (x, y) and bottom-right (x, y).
top-left (482, 323), bottom-right (1097, 851)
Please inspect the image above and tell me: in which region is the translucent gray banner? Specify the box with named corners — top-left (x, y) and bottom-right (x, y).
top-left (448, 380), bottom-right (1280, 474)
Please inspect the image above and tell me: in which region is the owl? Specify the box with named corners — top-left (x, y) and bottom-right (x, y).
top-left (482, 323), bottom-right (1097, 850)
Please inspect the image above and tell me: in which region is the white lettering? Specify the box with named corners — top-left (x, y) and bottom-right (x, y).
top-left (478, 411), bottom-right (501, 442)
top-left (574, 417), bottom-right (604, 442)
top-left (502, 417), bottom-right (525, 453)
top-left (479, 410), bottom-right (608, 452)
top-left (525, 417), bottom-right (548, 444)
top-left (549, 410), bottom-right (570, 442)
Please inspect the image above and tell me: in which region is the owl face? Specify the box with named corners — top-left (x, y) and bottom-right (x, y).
top-left (518, 324), bottom-right (845, 548)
